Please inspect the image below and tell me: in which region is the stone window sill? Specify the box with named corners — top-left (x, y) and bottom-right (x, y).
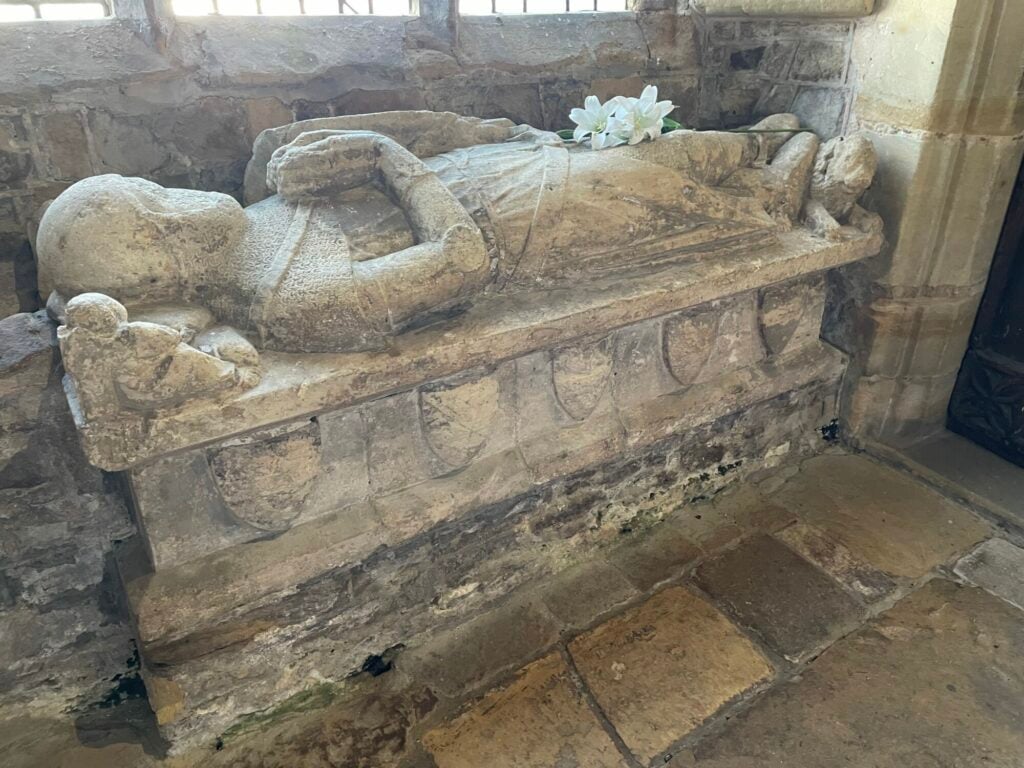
top-left (692, 0), bottom-right (873, 17)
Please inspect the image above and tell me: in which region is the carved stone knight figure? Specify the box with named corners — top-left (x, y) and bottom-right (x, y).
top-left (36, 110), bottom-right (879, 421)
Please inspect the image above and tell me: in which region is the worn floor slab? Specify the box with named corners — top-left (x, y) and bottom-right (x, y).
top-left (604, 524), bottom-right (702, 592)
top-left (399, 595), bottom-right (562, 698)
top-left (901, 430), bottom-right (1024, 529)
top-left (693, 533), bottom-right (864, 661)
top-left (674, 579), bottom-right (1024, 767)
top-left (15, 452), bottom-right (1019, 768)
top-left (770, 453), bottom-right (990, 578)
top-left (775, 520), bottom-right (896, 602)
top-left (422, 653), bottom-right (624, 768)
top-left (955, 538), bottom-right (1024, 611)
top-left (568, 586), bottom-right (773, 764)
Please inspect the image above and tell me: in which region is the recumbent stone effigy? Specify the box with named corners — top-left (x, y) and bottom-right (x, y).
top-left (35, 109), bottom-right (882, 749)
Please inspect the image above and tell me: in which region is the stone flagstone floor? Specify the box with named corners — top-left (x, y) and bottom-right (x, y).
top-left (7, 449), bottom-right (1024, 767)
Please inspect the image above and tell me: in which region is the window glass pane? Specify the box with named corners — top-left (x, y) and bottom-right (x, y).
top-left (340, 0), bottom-right (368, 12)
top-left (0, 4), bottom-right (35, 20)
top-left (39, 2), bottom-right (105, 18)
top-left (459, 0), bottom-right (491, 11)
top-left (525, 0), bottom-right (563, 11)
top-left (218, 0), bottom-right (259, 13)
top-left (372, 0), bottom-right (408, 14)
top-left (261, 0), bottom-right (300, 13)
top-left (493, 0), bottom-right (521, 12)
top-left (304, 0), bottom-right (340, 13)
top-left (173, 0), bottom-right (214, 13)
top-left (595, 0), bottom-right (625, 9)
top-left (568, 0), bottom-right (595, 9)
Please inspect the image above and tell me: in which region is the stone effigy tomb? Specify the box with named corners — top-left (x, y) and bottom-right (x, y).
top-left (35, 110), bottom-right (882, 749)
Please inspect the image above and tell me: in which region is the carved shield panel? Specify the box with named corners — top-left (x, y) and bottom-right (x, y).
top-left (662, 309), bottom-right (719, 387)
top-left (208, 420), bottom-right (321, 532)
top-left (758, 276), bottom-right (826, 358)
top-left (419, 372), bottom-right (500, 470)
top-left (551, 339), bottom-right (613, 421)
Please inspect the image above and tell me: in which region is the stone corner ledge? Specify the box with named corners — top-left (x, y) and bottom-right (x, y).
top-left (693, 0), bottom-right (873, 18)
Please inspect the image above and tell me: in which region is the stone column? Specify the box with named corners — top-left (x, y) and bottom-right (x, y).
top-left (841, 0), bottom-right (1024, 444)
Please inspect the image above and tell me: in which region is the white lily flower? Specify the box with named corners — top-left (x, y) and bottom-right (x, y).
top-left (567, 85), bottom-right (676, 150)
top-left (590, 126), bottom-right (628, 150)
top-left (569, 95), bottom-right (622, 146)
top-left (613, 84), bottom-right (676, 145)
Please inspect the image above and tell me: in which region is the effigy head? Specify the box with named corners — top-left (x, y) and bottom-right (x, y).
top-left (37, 174), bottom-right (245, 304)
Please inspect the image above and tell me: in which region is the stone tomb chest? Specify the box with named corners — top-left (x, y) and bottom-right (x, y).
top-left (36, 110), bottom-right (883, 749)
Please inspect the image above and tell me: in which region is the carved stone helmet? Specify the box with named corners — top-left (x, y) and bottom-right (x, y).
top-left (37, 174), bottom-right (246, 304)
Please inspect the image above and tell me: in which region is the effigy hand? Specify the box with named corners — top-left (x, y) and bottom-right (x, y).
top-left (267, 130), bottom-right (382, 201)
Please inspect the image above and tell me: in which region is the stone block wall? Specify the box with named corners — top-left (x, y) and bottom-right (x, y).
top-left (0, 312), bottom-right (137, 719)
top-left (697, 16), bottom-right (856, 136)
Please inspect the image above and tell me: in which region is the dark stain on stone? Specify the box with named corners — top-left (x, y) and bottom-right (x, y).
top-left (820, 418), bottom-right (841, 442)
top-left (358, 644), bottom-right (405, 678)
top-left (716, 460), bottom-right (743, 476)
top-left (72, 643), bottom-right (169, 759)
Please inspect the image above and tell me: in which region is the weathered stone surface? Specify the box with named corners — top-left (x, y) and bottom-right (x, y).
top-left (694, 0), bottom-right (873, 16)
top-left (36, 112), bottom-right (95, 181)
top-left (699, 15), bottom-right (854, 135)
top-left (674, 483), bottom-right (797, 553)
top-left (423, 653), bottom-right (624, 768)
top-left (775, 521), bottom-right (895, 602)
top-left (400, 596), bottom-right (562, 698)
top-left (569, 586), bottom-right (773, 763)
top-left (770, 454), bottom-right (991, 578)
top-left (605, 522), bottom-right (702, 591)
top-left (852, 0), bottom-right (1024, 135)
top-left (540, 560), bottom-right (639, 629)
top-left (126, 294), bottom-right (844, 571)
top-left (791, 86), bottom-right (846, 138)
top-left (0, 313), bottom-right (136, 719)
top-left (899, 430), bottom-right (1024, 530)
top-left (862, 131), bottom-right (1023, 294)
top-left (5, 29), bottom-right (881, 753)
top-left (842, 2), bottom-right (1024, 442)
top-left (790, 40), bottom-right (847, 83)
top-left (758, 274), bottom-right (826, 357)
top-left (127, 380), bottom-right (840, 752)
top-left (0, 713), bottom-right (162, 768)
top-left (675, 580), bottom-right (1024, 767)
top-left (955, 538), bottom-right (1024, 612)
top-left (861, 291), bottom-right (982, 379)
top-left (0, 311), bottom-right (54, 444)
top-left (207, 674), bottom-right (439, 768)
top-left (693, 533), bottom-right (864, 661)
top-left (850, 370), bottom-right (966, 440)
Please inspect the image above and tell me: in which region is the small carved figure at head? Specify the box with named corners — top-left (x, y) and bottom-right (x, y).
top-left (811, 135), bottom-right (879, 219)
top-left (64, 292), bottom-right (128, 338)
top-left (37, 174), bottom-right (246, 304)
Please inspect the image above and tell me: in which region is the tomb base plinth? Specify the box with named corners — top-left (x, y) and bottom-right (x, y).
top-left (113, 231), bottom-right (879, 751)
